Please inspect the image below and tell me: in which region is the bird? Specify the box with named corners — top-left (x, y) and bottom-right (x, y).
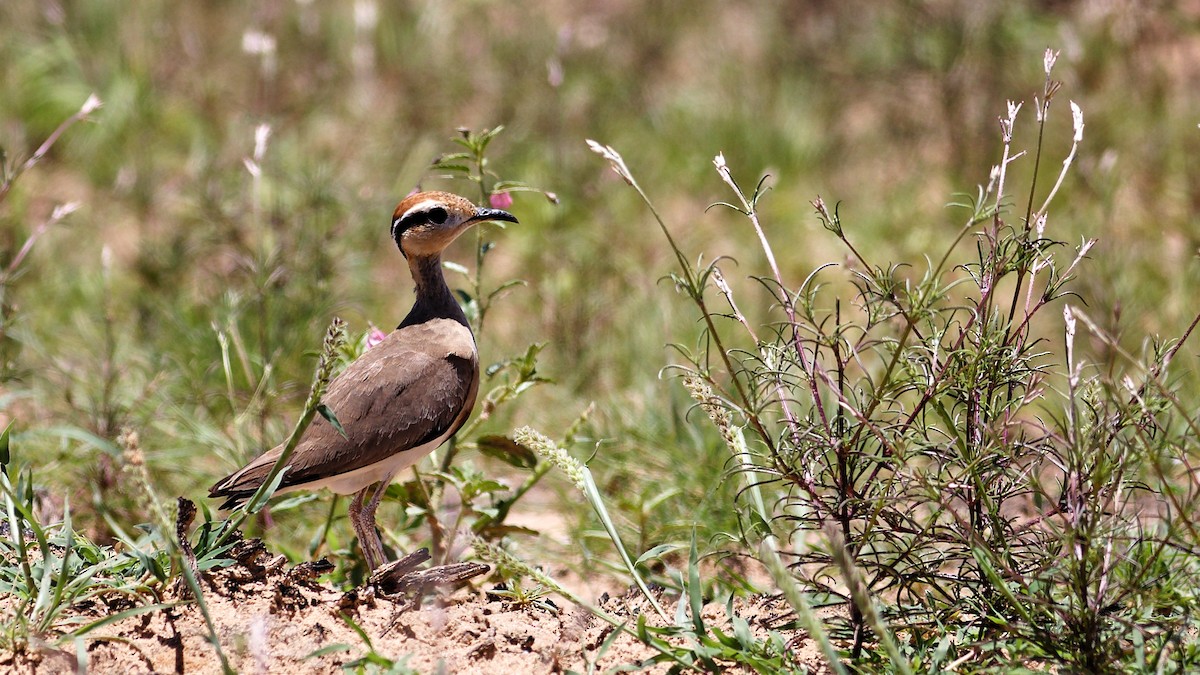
top-left (209, 191), bottom-right (518, 570)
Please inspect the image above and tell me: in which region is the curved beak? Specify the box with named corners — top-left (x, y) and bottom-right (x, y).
top-left (469, 207), bottom-right (519, 225)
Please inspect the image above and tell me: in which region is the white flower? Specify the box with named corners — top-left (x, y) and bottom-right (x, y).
top-left (254, 124), bottom-right (272, 162)
top-left (242, 30), bottom-right (276, 56)
top-left (1070, 101), bottom-right (1084, 143)
top-left (1044, 48), bottom-right (1059, 75)
top-left (80, 94), bottom-right (102, 115)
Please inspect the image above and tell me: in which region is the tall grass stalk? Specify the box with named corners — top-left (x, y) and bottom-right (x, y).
top-left (513, 425), bottom-right (668, 622)
top-left (212, 317), bottom-right (347, 548)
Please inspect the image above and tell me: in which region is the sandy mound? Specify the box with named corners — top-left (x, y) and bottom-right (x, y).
top-left (2, 539), bottom-right (826, 674)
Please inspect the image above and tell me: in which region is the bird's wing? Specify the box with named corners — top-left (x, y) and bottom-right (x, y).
top-left (210, 320), bottom-right (478, 506)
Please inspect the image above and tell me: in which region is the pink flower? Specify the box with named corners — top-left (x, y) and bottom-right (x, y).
top-left (365, 324), bottom-right (387, 350)
top-left (489, 191), bottom-right (513, 210)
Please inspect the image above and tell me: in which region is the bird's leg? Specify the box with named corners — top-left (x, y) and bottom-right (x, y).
top-left (364, 475), bottom-right (391, 515)
top-left (349, 483), bottom-right (387, 570)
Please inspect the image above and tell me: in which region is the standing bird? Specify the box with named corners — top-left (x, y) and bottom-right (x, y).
top-left (210, 191), bottom-right (518, 570)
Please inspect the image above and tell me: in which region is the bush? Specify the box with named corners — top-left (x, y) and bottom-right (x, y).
top-left (590, 51), bottom-right (1200, 672)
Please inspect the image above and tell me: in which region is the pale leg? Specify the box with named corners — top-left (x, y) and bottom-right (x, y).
top-left (348, 482), bottom-right (387, 570)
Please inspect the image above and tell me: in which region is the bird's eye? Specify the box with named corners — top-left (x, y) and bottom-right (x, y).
top-left (428, 207), bottom-right (448, 224)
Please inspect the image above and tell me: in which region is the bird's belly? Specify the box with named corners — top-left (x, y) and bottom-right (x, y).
top-left (288, 431), bottom-right (452, 496)
top-left (318, 447), bottom-right (429, 495)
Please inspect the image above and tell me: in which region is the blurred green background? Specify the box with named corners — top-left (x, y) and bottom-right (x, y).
top-left (1, 1), bottom-right (1198, 550)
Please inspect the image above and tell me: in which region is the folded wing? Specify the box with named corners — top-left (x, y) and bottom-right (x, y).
top-left (209, 321), bottom-right (478, 508)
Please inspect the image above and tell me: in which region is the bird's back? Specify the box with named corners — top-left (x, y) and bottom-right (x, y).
top-left (210, 319), bottom-right (479, 507)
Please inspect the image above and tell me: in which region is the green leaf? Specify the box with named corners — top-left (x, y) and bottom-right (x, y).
top-left (731, 614), bottom-right (753, 648)
top-left (305, 643), bottom-right (352, 660)
top-left (37, 425), bottom-right (121, 456)
top-left (245, 466), bottom-right (291, 515)
top-left (636, 613), bottom-right (650, 642)
top-left (339, 612), bottom-right (374, 650)
top-left (271, 493), bottom-right (321, 512)
top-left (431, 163), bottom-right (472, 174)
top-left (68, 602), bottom-right (181, 639)
top-left (459, 478), bottom-right (508, 501)
top-left (48, 499), bottom-right (74, 620)
top-left (486, 279), bottom-right (527, 302)
top-left (317, 403), bottom-right (348, 440)
top-left (0, 420), bottom-right (11, 473)
top-left (634, 543), bottom-right (683, 567)
top-left (688, 530), bottom-right (704, 633)
top-left (594, 619), bottom-right (629, 661)
top-left (475, 435), bottom-right (538, 469)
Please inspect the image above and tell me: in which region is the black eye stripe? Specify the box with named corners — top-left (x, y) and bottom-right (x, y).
top-left (392, 212), bottom-right (419, 237)
top-left (392, 205), bottom-right (449, 238)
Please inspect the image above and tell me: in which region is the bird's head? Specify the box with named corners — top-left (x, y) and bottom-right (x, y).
top-left (390, 191), bottom-right (518, 258)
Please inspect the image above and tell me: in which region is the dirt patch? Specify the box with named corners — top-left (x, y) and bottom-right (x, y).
top-left (2, 541), bottom-right (828, 674)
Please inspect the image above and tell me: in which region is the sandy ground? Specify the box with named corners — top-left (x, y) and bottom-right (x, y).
top-left (1, 539), bottom-right (829, 674)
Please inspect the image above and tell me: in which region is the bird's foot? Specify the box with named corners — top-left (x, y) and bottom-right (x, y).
top-left (368, 548), bottom-right (432, 585)
top-left (366, 548), bottom-right (489, 598)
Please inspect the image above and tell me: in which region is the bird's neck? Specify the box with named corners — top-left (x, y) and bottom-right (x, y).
top-left (399, 254), bottom-right (469, 329)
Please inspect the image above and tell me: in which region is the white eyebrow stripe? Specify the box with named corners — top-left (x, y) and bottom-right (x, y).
top-left (397, 200), bottom-right (441, 223)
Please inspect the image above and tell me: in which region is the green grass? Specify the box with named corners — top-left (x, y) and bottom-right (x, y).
top-left (2, 2), bottom-right (1200, 672)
